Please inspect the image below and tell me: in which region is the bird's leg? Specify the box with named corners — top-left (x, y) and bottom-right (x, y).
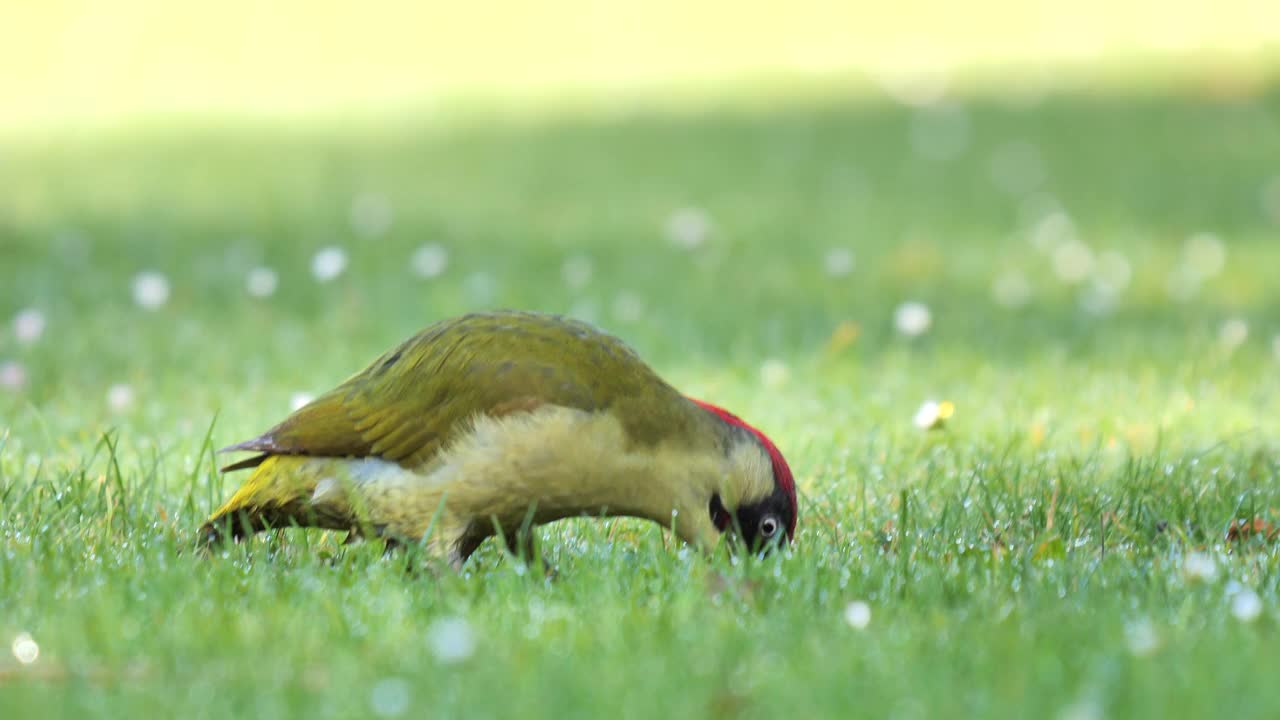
top-left (503, 523), bottom-right (557, 578)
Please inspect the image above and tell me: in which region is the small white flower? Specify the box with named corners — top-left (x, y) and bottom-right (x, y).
top-left (350, 192), bottom-right (394, 239)
top-left (13, 308), bottom-right (46, 344)
top-left (1124, 618), bottom-right (1159, 656)
top-left (909, 103), bottom-right (970, 161)
top-left (991, 270), bottom-right (1032, 308)
top-left (894, 302), bottom-right (932, 337)
top-left (1231, 588), bottom-right (1263, 623)
top-left (1078, 281), bottom-right (1119, 317)
top-left (1184, 233), bottom-right (1226, 278)
top-left (913, 400), bottom-right (954, 430)
top-left (1094, 251), bottom-right (1132, 292)
top-left (311, 247), bottom-right (348, 282)
top-left (11, 632), bottom-right (38, 664)
top-left (567, 300), bottom-right (599, 325)
top-left (823, 248), bottom-right (855, 277)
top-left (132, 272), bottom-right (170, 310)
top-left (245, 267), bottom-right (278, 298)
top-left (877, 68), bottom-right (949, 107)
top-left (843, 601), bottom-right (872, 630)
top-left (1183, 552), bottom-right (1218, 582)
top-left (988, 140), bottom-right (1045, 196)
top-left (427, 616), bottom-right (475, 663)
top-left (0, 360), bottom-right (27, 391)
top-left (411, 244), bottom-right (449, 279)
top-left (1029, 210), bottom-right (1075, 252)
top-left (369, 677), bottom-right (410, 717)
top-left (1219, 318), bottom-right (1248, 352)
top-left (666, 207), bottom-right (712, 250)
top-left (1261, 176), bottom-right (1280, 225)
top-left (463, 272), bottom-right (496, 305)
top-left (107, 383), bottom-right (135, 412)
top-left (1165, 265), bottom-right (1201, 302)
top-left (1058, 699), bottom-right (1102, 720)
top-left (561, 255), bottom-right (593, 289)
top-left (1052, 240), bottom-right (1094, 284)
top-left (290, 392), bottom-right (315, 411)
top-left (760, 359), bottom-right (791, 389)
top-left (612, 292), bottom-right (645, 323)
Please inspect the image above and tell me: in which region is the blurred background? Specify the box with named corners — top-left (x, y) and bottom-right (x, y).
top-left (2, 0), bottom-right (1279, 459)
top-left (2, 1), bottom-right (1278, 126)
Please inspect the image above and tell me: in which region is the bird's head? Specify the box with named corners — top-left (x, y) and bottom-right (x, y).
top-left (689, 399), bottom-right (797, 554)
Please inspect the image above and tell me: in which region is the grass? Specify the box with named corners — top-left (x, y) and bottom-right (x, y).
top-left (3, 80), bottom-right (1280, 718)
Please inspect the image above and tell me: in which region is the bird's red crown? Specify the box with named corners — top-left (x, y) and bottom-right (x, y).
top-left (691, 399), bottom-right (797, 538)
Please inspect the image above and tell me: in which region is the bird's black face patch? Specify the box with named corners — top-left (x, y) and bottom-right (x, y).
top-left (730, 484), bottom-right (794, 554)
top-left (709, 493), bottom-right (732, 532)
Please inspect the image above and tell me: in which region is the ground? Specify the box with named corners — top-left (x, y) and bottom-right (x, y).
top-left (3, 64), bottom-right (1280, 718)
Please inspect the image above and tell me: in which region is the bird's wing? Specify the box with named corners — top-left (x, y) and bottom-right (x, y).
top-left (219, 312), bottom-right (680, 472)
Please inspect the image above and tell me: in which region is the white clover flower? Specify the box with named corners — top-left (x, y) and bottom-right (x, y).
top-left (132, 272), bottom-right (170, 309)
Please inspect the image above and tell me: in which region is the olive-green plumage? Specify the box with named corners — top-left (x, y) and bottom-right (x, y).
top-left (203, 311), bottom-right (776, 564)
top-left (220, 311), bottom-right (717, 469)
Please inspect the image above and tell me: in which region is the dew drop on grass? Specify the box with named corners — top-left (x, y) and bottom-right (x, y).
top-left (12, 308), bottom-right (45, 344)
top-left (132, 271), bottom-right (170, 310)
top-left (11, 632), bottom-right (38, 664)
top-left (369, 677), bottom-right (410, 717)
top-left (311, 247), bottom-right (348, 282)
top-left (245, 267), bottom-right (278, 298)
top-left (411, 244), bottom-right (449, 279)
top-left (427, 616), bottom-right (475, 663)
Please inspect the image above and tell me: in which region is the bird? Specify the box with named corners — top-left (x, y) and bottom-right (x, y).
top-left (202, 310), bottom-right (796, 567)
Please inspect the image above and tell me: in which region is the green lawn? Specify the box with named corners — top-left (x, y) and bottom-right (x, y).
top-left (3, 82), bottom-right (1280, 718)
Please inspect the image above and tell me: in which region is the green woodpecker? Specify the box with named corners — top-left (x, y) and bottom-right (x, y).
top-left (202, 311), bottom-right (796, 565)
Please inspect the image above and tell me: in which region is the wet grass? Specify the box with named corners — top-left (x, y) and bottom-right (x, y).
top-left (2, 83), bottom-right (1280, 718)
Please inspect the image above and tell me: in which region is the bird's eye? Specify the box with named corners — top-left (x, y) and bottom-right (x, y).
top-left (759, 514), bottom-right (780, 539)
